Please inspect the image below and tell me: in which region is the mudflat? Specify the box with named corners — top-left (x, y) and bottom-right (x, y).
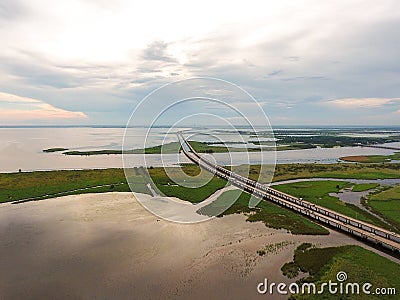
top-left (0, 192), bottom-right (390, 300)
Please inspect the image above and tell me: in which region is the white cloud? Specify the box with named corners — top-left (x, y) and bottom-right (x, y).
top-left (1, 0), bottom-right (400, 125)
top-left (3, 0), bottom-right (396, 65)
top-left (0, 92), bottom-right (87, 124)
top-left (326, 98), bottom-right (400, 108)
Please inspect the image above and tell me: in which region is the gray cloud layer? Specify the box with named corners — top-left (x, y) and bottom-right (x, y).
top-left (0, 0), bottom-right (399, 125)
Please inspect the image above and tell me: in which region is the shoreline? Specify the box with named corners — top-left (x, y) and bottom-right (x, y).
top-left (2, 143), bottom-right (400, 173)
top-left (1, 192), bottom-right (398, 299)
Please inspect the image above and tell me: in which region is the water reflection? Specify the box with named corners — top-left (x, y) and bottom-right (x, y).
top-left (0, 128), bottom-right (399, 173)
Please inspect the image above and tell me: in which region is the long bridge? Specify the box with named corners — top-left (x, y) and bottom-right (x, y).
top-left (177, 132), bottom-right (400, 253)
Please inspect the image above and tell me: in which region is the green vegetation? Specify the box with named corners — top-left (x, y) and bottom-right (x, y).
top-left (0, 165), bottom-right (226, 204)
top-left (283, 244), bottom-right (400, 299)
top-left (42, 148), bottom-right (68, 152)
top-left (276, 144), bottom-right (317, 150)
top-left (63, 150), bottom-right (126, 155)
top-left (198, 190), bottom-right (329, 235)
top-left (132, 142), bottom-right (181, 154)
top-left (352, 183), bottom-right (379, 192)
top-left (43, 131), bottom-right (400, 156)
top-left (0, 168), bottom-right (131, 203)
top-left (281, 243), bottom-right (313, 278)
top-left (274, 163), bottom-right (400, 181)
top-left (257, 249), bottom-right (266, 256)
top-left (2, 163), bottom-right (399, 234)
top-left (283, 243), bottom-right (350, 280)
top-left (268, 131), bottom-right (400, 149)
top-left (340, 152), bottom-right (400, 163)
top-left (231, 163), bottom-right (400, 183)
top-left (51, 141), bottom-right (261, 156)
top-left (257, 241), bottom-right (294, 256)
top-left (273, 180), bottom-right (393, 230)
top-left (49, 142), bottom-right (186, 155)
top-left (186, 141), bottom-right (258, 153)
top-left (366, 185), bottom-right (400, 229)
top-left (148, 165), bottom-right (227, 203)
top-left (48, 142), bottom-right (330, 155)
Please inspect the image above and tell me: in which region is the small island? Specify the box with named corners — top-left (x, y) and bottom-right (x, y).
top-left (42, 148), bottom-right (69, 153)
top-left (340, 153), bottom-right (400, 163)
top-left (43, 141), bottom-right (262, 156)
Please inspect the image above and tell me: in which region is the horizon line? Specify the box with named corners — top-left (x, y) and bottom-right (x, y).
top-left (1, 124), bottom-right (400, 129)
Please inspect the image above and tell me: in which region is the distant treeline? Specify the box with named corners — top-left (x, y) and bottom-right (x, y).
top-left (254, 135), bottom-right (400, 148)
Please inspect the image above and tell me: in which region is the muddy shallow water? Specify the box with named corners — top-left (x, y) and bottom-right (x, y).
top-left (1, 192), bottom-right (398, 300)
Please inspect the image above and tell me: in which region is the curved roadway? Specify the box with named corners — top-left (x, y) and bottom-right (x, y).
top-left (178, 132), bottom-right (400, 253)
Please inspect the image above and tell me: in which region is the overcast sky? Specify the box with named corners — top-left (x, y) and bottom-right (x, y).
top-left (1, 0), bottom-right (399, 126)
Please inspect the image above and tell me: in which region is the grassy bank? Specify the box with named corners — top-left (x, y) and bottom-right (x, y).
top-left (2, 164), bottom-right (399, 234)
top-left (273, 180), bottom-right (393, 231)
top-left (339, 152), bottom-right (400, 163)
top-left (1, 163), bottom-right (399, 204)
top-left (232, 163), bottom-right (400, 183)
top-left (272, 133), bottom-right (400, 149)
top-left (272, 163), bottom-right (400, 181)
top-left (0, 166), bottom-right (327, 235)
top-left (0, 169), bottom-right (131, 203)
top-left (49, 141), bottom-right (261, 156)
top-left (198, 190), bottom-right (329, 235)
top-left (0, 165), bottom-right (227, 204)
top-left (282, 243), bottom-right (400, 299)
top-left (352, 183), bottom-right (379, 192)
top-left (43, 148), bottom-right (68, 153)
top-left (366, 185), bottom-right (400, 229)
top-left (148, 165), bottom-right (227, 203)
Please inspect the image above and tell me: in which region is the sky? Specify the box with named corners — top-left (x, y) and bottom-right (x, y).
top-left (0, 0), bottom-right (400, 126)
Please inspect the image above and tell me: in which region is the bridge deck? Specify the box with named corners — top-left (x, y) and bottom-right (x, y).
top-left (178, 132), bottom-right (400, 253)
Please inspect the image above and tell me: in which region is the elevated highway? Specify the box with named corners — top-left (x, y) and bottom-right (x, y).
top-left (177, 132), bottom-right (400, 253)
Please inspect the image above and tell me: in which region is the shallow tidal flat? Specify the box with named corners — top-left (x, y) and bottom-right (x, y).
top-left (1, 192), bottom-right (397, 299)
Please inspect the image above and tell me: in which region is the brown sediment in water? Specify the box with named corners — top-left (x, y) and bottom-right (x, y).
top-left (0, 192), bottom-right (397, 299)
top-left (339, 155), bottom-right (369, 162)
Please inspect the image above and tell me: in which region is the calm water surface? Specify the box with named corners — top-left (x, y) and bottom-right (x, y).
top-left (0, 128), bottom-right (399, 173)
